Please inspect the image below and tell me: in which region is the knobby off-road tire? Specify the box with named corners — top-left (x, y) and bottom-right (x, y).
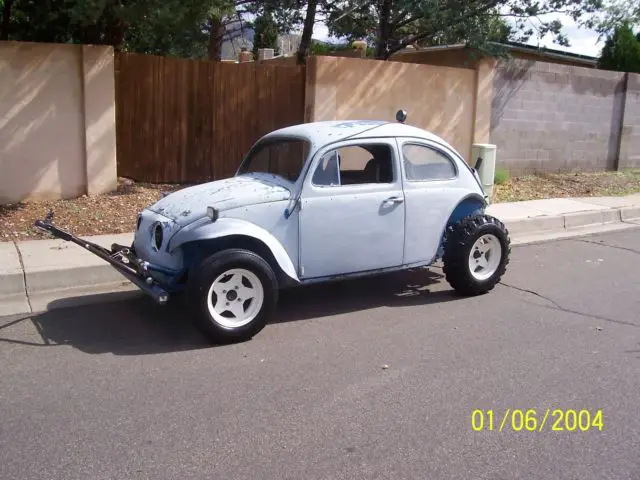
top-left (443, 213), bottom-right (511, 296)
top-left (186, 248), bottom-right (279, 344)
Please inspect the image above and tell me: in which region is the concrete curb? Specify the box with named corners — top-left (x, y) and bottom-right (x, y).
top-left (1, 205), bottom-right (640, 316)
top-left (504, 206), bottom-right (640, 236)
top-left (0, 242), bottom-right (30, 316)
top-left (621, 206), bottom-right (640, 221)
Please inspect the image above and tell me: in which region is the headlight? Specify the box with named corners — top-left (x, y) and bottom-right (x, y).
top-left (152, 222), bottom-right (164, 251)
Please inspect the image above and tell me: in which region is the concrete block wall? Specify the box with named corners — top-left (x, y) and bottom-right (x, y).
top-left (490, 59), bottom-right (627, 174)
top-left (619, 73), bottom-right (640, 169)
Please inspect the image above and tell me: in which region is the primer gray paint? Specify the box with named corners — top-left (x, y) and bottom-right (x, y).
top-left (132, 121), bottom-right (485, 285)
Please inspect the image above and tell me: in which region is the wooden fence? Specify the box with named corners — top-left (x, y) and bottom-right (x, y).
top-left (114, 52), bottom-right (306, 183)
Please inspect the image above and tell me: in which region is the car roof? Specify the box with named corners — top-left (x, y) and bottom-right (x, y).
top-left (262, 120), bottom-right (456, 153)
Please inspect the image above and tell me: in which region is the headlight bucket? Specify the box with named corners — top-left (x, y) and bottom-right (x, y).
top-left (152, 222), bottom-right (164, 251)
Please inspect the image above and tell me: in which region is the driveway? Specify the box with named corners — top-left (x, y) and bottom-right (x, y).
top-left (1, 228), bottom-right (639, 479)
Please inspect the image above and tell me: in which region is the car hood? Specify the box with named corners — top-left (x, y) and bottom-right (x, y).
top-left (146, 175), bottom-right (291, 226)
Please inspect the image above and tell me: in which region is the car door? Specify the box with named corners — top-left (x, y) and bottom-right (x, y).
top-left (298, 138), bottom-right (405, 279)
top-left (397, 137), bottom-right (464, 264)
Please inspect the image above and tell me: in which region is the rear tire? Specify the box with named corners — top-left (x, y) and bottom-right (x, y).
top-left (443, 213), bottom-right (510, 296)
top-left (186, 248), bottom-right (278, 344)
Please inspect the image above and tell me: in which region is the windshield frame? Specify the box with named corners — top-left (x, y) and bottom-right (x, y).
top-left (235, 134), bottom-right (312, 185)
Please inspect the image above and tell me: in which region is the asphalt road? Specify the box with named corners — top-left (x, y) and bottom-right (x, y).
top-left (1, 228), bottom-right (640, 480)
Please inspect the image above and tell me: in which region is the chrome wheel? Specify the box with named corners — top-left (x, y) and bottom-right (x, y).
top-left (468, 234), bottom-right (502, 281)
top-left (206, 268), bottom-right (265, 328)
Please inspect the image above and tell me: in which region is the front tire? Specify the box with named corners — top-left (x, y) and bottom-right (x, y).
top-left (186, 248), bottom-right (278, 344)
top-left (443, 214), bottom-right (510, 296)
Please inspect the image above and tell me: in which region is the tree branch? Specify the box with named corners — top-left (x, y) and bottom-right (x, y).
top-left (498, 8), bottom-right (581, 19)
top-left (393, 13), bottom-right (425, 30)
top-left (385, 29), bottom-right (439, 58)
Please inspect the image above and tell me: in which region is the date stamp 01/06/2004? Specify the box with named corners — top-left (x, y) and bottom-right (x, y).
top-left (471, 409), bottom-right (604, 432)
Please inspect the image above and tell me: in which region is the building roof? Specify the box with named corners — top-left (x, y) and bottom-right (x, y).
top-left (393, 41), bottom-right (598, 67)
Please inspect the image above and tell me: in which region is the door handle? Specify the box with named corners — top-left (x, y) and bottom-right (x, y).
top-left (383, 196), bottom-right (404, 205)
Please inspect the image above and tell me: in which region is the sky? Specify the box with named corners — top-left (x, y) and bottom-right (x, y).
top-left (308, 12), bottom-right (606, 58)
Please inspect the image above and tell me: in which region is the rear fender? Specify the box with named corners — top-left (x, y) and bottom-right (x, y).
top-left (446, 194), bottom-right (486, 227)
top-left (435, 194), bottom-right (487, 259)
top-left (168, 217), bottom-right (299, 283)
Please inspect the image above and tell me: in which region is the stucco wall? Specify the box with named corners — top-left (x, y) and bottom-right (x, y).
top-left (0, 41), bottom-right (117, 204)
top-left (305, 55), bottom-right (478, 162)
top-left (490, 59), bottom-right (627, 173)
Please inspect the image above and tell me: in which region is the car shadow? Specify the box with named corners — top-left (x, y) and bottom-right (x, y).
top-left (274, 267), bottom-right (458, 323)
top-left (3, 267), bottom-right (462, 356)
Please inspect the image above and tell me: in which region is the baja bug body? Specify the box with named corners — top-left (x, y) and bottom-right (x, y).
top-left (35, 113), bottom-right (510, 344)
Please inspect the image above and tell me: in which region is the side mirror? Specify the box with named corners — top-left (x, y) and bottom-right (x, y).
top-left (396, 109), bottom-right (408, 123)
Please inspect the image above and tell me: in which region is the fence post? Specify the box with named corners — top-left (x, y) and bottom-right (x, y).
top-left (471, 57), bottom-right (496, 164)
top-left (304, 56), bottom-right (318, 123)
top-left (81, 45), bottom-right (118, 195)
top-left (614, 72), bottom-right (629, 171)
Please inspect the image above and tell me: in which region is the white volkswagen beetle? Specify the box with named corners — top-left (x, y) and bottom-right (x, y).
top-left (36, 112), bottom-right (510, 344)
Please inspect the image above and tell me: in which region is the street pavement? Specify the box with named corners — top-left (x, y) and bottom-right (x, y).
top-left (1, 227), bottom-right (639, 480)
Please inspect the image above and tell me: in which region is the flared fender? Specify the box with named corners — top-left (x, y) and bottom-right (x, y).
top-left (168, 217), bottom-right (299, 282)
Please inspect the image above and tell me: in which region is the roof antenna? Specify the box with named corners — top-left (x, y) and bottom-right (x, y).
top-left (396, 109), bottom-right (407, 123)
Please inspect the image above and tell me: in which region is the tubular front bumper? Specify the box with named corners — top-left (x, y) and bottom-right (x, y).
top-left (34, 214), bottom-right (170, 305)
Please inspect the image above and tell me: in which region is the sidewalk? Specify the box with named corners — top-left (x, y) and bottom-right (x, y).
top-left (2, 194), bottom-right (640, 316)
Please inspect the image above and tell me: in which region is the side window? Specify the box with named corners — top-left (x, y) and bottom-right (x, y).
top-left (239, 138), bottom-right (309, 182)
top-left (312, 143), bottom-right (395, 186)
top-left (402, 143), bottom-right (456, 181)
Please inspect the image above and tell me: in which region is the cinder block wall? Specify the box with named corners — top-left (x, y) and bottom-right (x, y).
top-left (619, 73), bottom-right (640, 169)
top-left (490, 59), bottom-right (627, 174)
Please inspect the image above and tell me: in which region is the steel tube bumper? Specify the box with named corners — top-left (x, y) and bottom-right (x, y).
top-left (34, 217), bottom-right (169, 305)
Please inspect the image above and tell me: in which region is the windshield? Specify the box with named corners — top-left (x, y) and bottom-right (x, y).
top-left (237, 137), bottom-right (310, 183)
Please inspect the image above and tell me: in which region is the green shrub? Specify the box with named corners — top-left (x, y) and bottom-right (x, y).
top-left (494, 168), bottom-right (510, 185)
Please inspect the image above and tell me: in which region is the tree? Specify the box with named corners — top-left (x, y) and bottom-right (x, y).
top-left (204, 1), bottom-right (238, 60)
top-left (2, 0), bottom-right (204, 50)
top-left (296, 0), bottom-right (318, 64)
top-left (1, 0), bottom-right (14, 40)
top-left (0, 0), bottom-right (311, 61)
top-left (251, 11), bottom-right (280, 57)
top-left (323, 0), bottom-right (604, 60)
top-left (582, 0), bottom-right (640, 39)
top-left (123, 0), bottom-right (214, 58)
top-left (1, 0), bottom-right (76, 44)
top-left (598, 22), bottom-right (640, 72)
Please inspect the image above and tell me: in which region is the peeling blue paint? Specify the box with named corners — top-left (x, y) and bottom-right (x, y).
top-left (147, 175), bottom-right (291, 226)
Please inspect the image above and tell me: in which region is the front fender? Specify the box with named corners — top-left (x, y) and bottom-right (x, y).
top-left (168, 217), bottom-right (299, 282)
